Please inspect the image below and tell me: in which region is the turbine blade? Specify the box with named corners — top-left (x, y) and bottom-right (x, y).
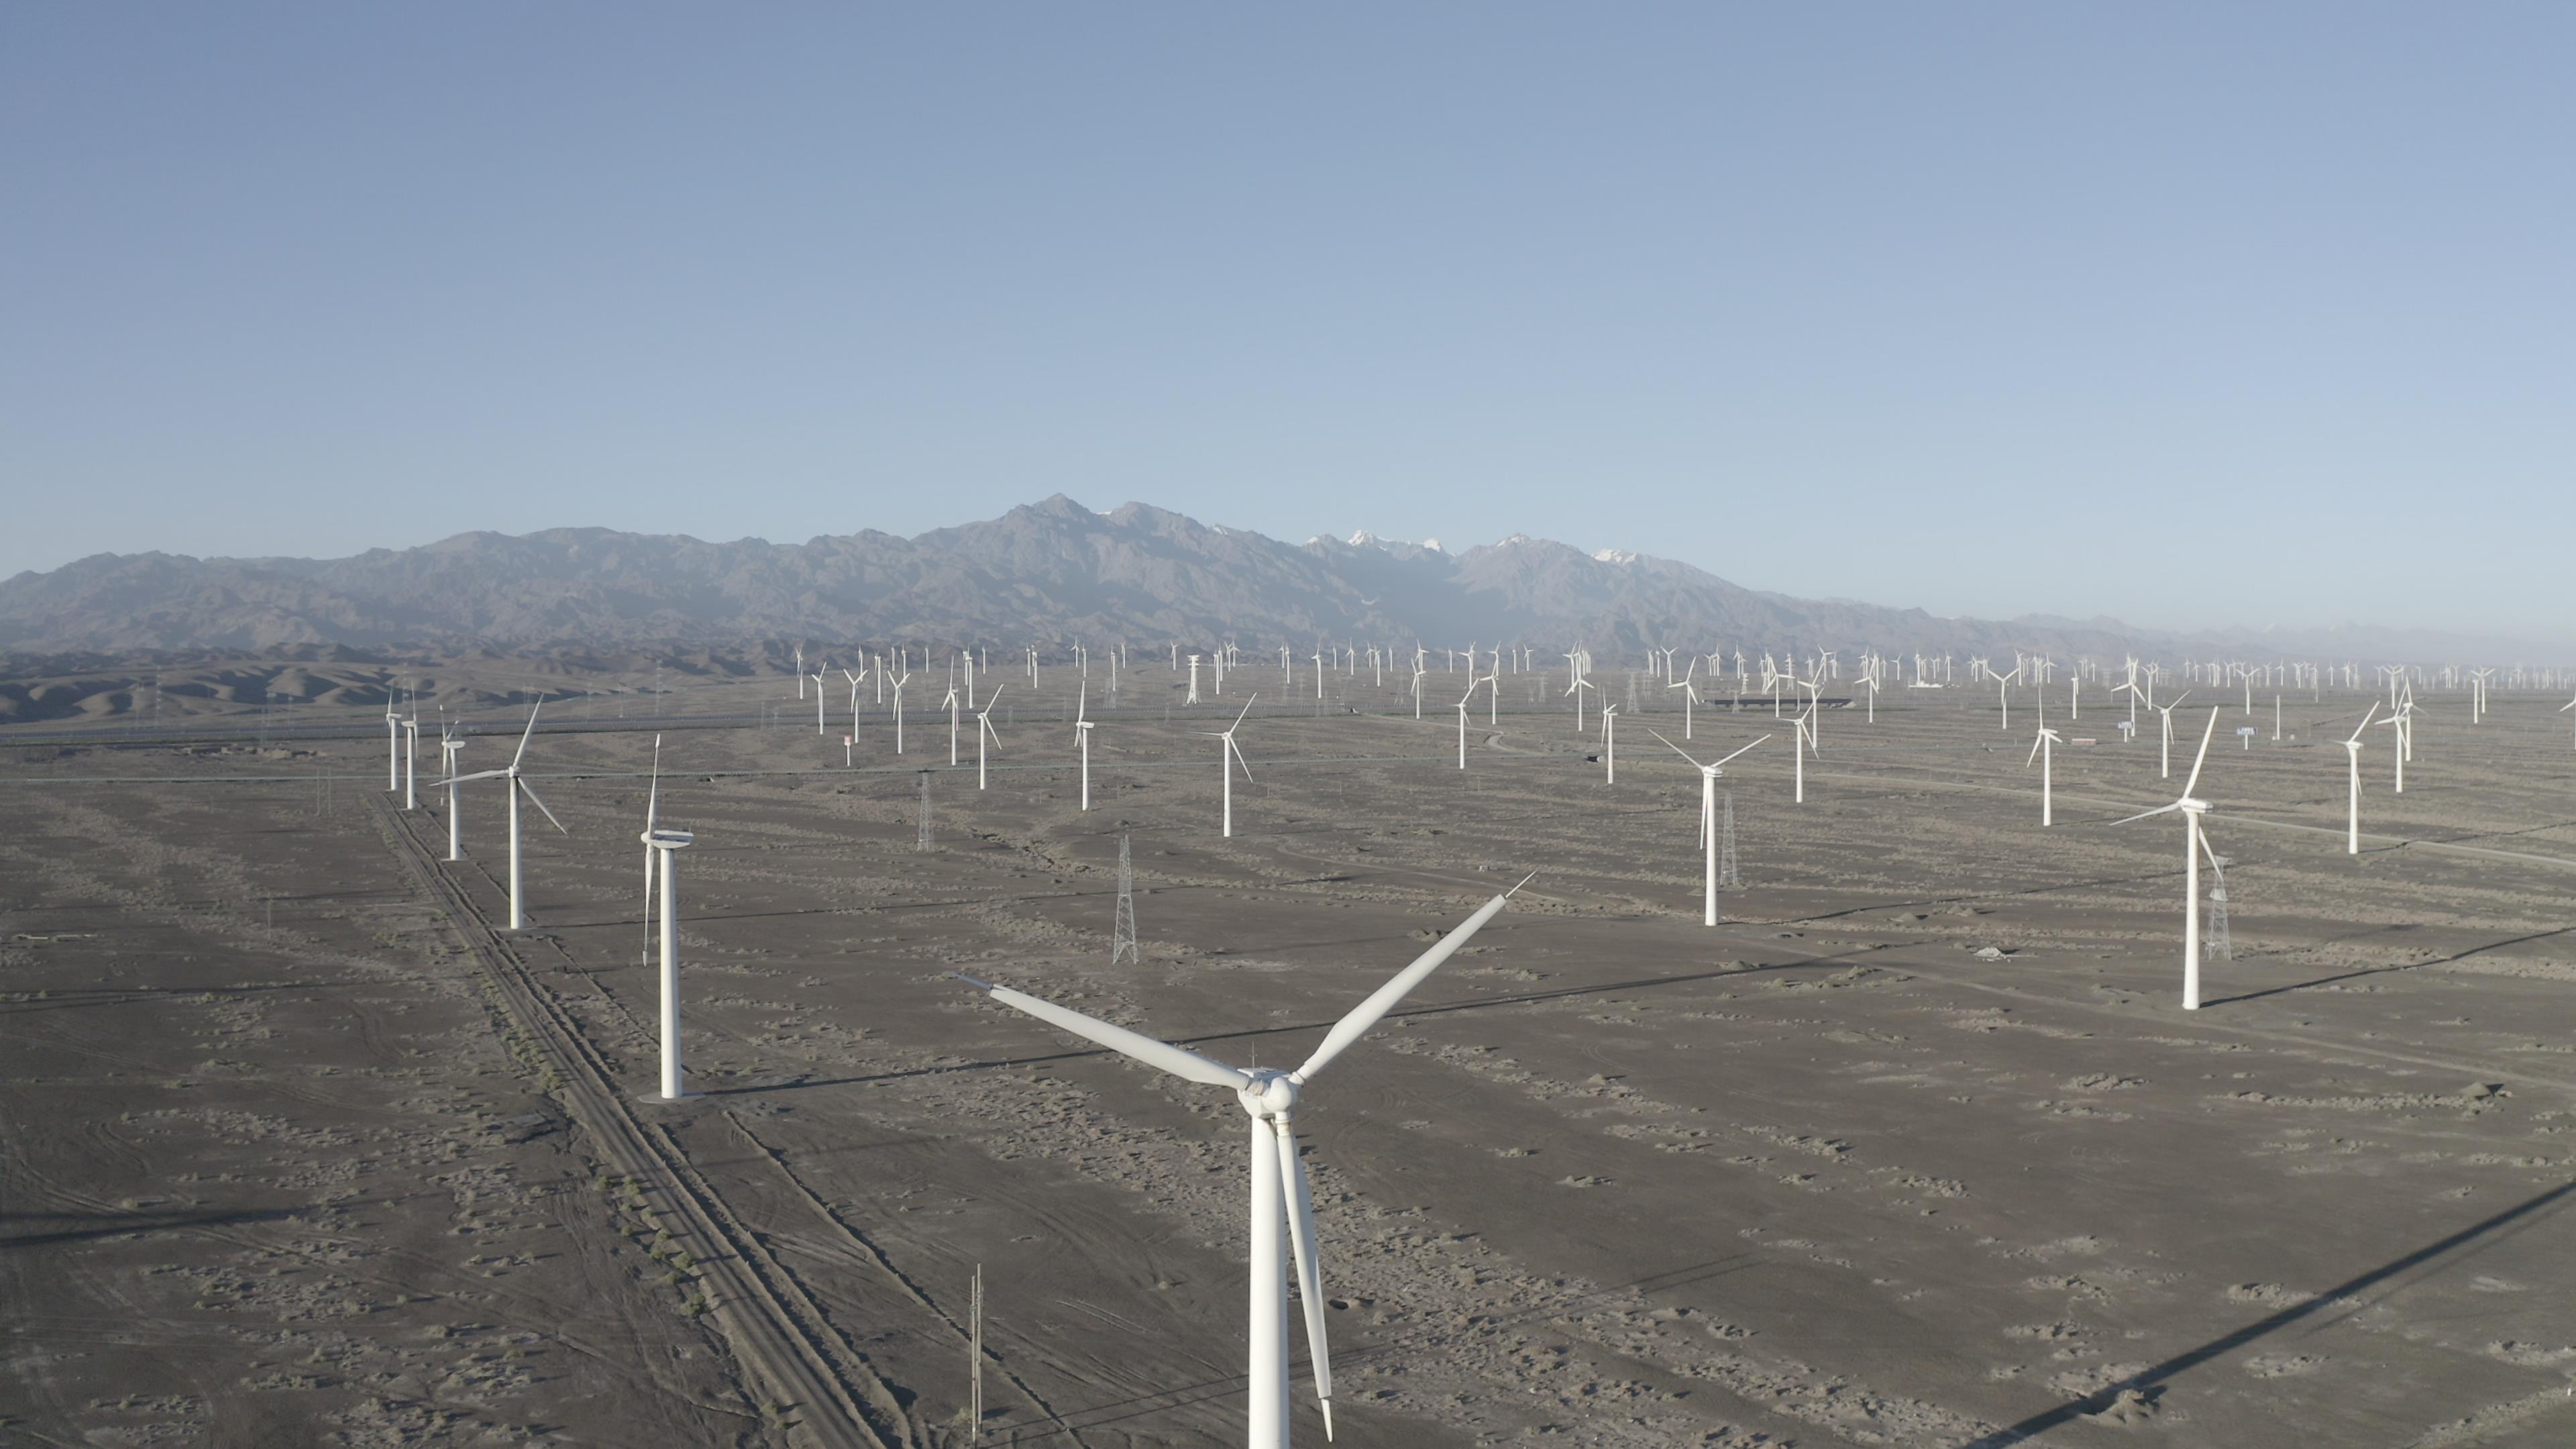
top-left (2108, 802), bottom-right (2181, 826)
top-left (645, 734), bottom-right (662, 834)
top-left (2347, 702), bottom-right (2379, 743)
top-left (1293, 890), bottom-right (1513, 1081)
top-left (1713, 736), bottom-right (1769, 767)
top-left (511, 697), bottom-right (545, 769)
top-left (1077, 683), bottom-right (1087, 723)
top-left (2027, 733), bottom-right (2044, 769)
top-left (1645, 727), bottom-right (1707, 769)
top-left (517, 778), bottom-right (569, 835)
top-left (1232, 694), bottom-right (1258, 730)
top-left (439, 769), bottom-right (510, 785)
top-left (2182, 708), bottom-right (2219, 798)
top-left (1231, 737), bottom-right (1256, 784)
top-left (955, 976), bottom-right (1251, 1088)
top-left (1275, 1120), bottom-right (1335, 1435)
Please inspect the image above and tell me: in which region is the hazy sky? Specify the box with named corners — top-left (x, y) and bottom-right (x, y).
top-left (6, 6), bottom-right (2568, 639)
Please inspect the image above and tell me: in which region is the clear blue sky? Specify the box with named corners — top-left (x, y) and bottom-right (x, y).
top-left (5, 5), bottom-right (2567, 640)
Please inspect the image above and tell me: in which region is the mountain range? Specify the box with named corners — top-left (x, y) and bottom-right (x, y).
top-left (0, 496), bottom-right (2555, 665)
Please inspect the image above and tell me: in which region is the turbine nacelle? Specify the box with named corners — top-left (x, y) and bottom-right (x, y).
top-left (1237, 1068), bottom-right (1303, 1121)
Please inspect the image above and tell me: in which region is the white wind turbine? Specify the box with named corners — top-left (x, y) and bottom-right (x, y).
top-left (1566, 672), bottom-right (1598, 733)
top-left (402, 704), bottom-right (420, 811)
top-left (1649, 730), bottom-right (1766, 925)
top-left (1409, 667), bottom-right (1427, 720)
top-left (2027, 724), bottom-right (2062, 826)
top-left (2561, 690), bottom-right (2575, 749)
top-left (384, 700), bottom-right (402, 792)
top-left (1075, 684), bottom-right (1095, 810)
top-left (438, 724), bottom-right (466, 861)
top-left (953, 878), bottom-right (1526, 1449)
top-left (975, 686), bottom-right (1004, 790)
top-left (638, 736), bottom-right (696, 1100)
top-left (1454, 676), bottom-right (1493, 769)
top-left (843, 666), bottom-right (871, 735)
top-left (1208, 696), bottom-right (1257, 837)
top-left (437, 700), bottom-right (568, 930)
top-left (1601, 704), bottom-right (1619, 783)
top-left (1668, 661), bottom-right (1703, 738)
top-left (1792, 703), bottom-right (1819, 804)
top-left (2341, 704), bottom-right (2379, 853)
top-left (2110, 708), bottom-right (2221, 1010)
top-left (2375, 702), bottom-right (2410, 794)
top-left (2153, 690), bottom-right (2194, 778)
top-left (1992, 665), bottom-right (2021, 731)
top-left (812, 669), bottom-right (829, 734)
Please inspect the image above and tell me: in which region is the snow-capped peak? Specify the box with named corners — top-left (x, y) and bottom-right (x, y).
top-left (1593, 547), bottom-right (1639, 566)
top-left (1347, 529), bottom-right (1377, 547)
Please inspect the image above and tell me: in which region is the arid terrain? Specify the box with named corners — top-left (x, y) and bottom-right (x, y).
top-left (7, 658), bottom-right (2576, 1447)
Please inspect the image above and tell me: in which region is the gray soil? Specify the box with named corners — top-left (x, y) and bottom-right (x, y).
top-left (6, 661), bottom-right (2575, 1447)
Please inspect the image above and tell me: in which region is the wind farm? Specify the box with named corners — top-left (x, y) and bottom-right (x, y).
top-left (7, 0), bottom-right (2572, 1437)
top-left (7, 560), bottom-right (2576, 1447)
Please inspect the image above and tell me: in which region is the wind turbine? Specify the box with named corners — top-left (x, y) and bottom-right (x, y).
top-left (812, 669), bottom-right (829, 734)
top-left (1454, 677), bottom-right (1489, 769)
top-left (438, 724), bottom-right (465, 861)
top-left (2027, 725), bottom-right (2062, 826)
top-left (1668, 661), bottom-right (1703, 738)
top-left (975, 686), bottom-right (1004, 790)
top-left (1207, 696), bottom-right (1258, 837)
top-left (1993, 665), bottom-right (2021, 732)
top-left (639, 737), bottom-right (696, 1099)
top-left (1792, 704), bottom-right (1819, 804)
top-left (953, 878), bottom-right (1526, 1449)
top-left (2561, 690), bottom-right (2575, 749)
top-left (2111, 708), bottom-right (2221, 1010)
top-left (384, 700), bottom-right (401, 792)
top-left (843, 666), bottom-right (871, 735)
top-left (2341, 704), bottom-right (2379, 853)
top-left (438, 699), bottom-right (568, 930)
top-left (1649, 730), bottom-right (1765, 925)
top-left (1601, 704), bottom-right (1619, 783)
top-left (2153, 690), bottom-right (2194, 779)
top-left (401, 706), bottom-right (419, 811)
top-left (2376, 702), bottom-right (2409, 794)
top-left (1075, 684), bottom-right (1095, 810)
top-left (1565, 672), bottom-right (1597, 733)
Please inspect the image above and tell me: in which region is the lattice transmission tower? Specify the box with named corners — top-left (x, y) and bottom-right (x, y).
top-left (1112, 834), bottom-right (1140, 965)
top-left (916, 771), bottom-right (935, 851)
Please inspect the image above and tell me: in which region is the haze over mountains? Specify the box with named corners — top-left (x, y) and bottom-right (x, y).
top-left (0, 496), bottom-right (2552, 664)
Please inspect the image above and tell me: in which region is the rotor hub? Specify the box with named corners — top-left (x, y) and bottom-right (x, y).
top-left (1238, 1069), bottom-right (1300, 1120)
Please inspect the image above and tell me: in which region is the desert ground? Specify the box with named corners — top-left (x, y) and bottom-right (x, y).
top-left (6, 657), bottom-right (2576, 1447)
